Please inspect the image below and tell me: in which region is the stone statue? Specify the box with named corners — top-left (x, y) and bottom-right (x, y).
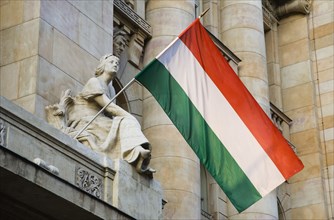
top-left (46, 54), bottom-right (155, 175)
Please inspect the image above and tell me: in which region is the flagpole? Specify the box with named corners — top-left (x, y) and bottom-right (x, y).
top-left (199, 8), bottom-right (210, 19)
top-left (73, 78), bottom-right (136, 139)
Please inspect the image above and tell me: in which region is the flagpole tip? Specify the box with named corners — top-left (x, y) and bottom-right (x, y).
top-left (199, 8), bottom-right (210, 19)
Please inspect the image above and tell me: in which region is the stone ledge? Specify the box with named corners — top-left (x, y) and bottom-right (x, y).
top-left (0, 96), bottom-right (163, 219)
top-left (0, 147), bottom-right (133, 220)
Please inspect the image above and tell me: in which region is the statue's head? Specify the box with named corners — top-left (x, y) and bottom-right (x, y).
top-left (95, 54), bottom-right (120, 77)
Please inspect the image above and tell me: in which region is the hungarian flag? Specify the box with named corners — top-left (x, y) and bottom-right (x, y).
top-left (135, 18), bottom-right (304, 212)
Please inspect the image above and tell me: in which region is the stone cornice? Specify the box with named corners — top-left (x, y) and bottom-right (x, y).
top-left (113, 0), bottom-right (152, 39)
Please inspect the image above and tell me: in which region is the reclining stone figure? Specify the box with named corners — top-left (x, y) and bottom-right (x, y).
top-left (46, 54), bottom-right (155, 175)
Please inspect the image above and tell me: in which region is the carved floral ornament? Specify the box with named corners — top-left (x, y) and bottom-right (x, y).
top-left (75, 167), bottom-right (103, 199)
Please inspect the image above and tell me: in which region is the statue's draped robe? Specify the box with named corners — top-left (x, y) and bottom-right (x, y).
top-left (68, 77), bottom-right (150, 163)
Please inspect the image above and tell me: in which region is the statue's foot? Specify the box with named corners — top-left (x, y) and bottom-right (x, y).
top-left (142, 167), bottom-right (156, 173)
top-left (140, 148), bottom-right (151, 159)
top-left (141, 167), bottom-right (156, 178)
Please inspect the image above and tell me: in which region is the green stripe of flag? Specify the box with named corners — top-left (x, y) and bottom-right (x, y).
top-left (135, 59), bottom-right (262, 212)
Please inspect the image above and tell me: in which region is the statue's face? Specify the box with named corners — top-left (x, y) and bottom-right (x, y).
top-left (104, 56), bottom-right (119, 77)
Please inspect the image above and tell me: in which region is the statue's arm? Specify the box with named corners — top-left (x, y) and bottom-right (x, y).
top-left (94, 94), bottom-right (130, 117)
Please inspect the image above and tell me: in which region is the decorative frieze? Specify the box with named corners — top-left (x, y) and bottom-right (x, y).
top-left (75, 166), bottom-right (103, 199)
top-left (262, 0), bottom-right (279, 32)
top-left (113, 0), bottom-right (152, 68)
top-left (114, 0), bottom-right (151, 36)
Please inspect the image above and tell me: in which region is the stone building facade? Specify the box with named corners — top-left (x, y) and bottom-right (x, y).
top-left (0, 0), bottom-right (333, 219)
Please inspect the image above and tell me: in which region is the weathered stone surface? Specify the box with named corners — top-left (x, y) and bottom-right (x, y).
top-left (279, 38), bottom-right (310, 67)
top-left (40, 0), bottom-right (79, 42)
top-left (220, 3), bottom-right (263, 32)
top-left (289, 153), bottom-right (322, 182)
top-left (314, 45), bottom-right (334, 60)
top-left (222, 29), bottom-right (266, 56)
top-left (18, 56), bottom-right (38, 97)
top-left (285, 203), bottom-right (327, 220)
top-left (0, 62), bottom-right (19, 100)
top-left (142, 96), bottom-right (172, 130)
top-left (52, 30), bottom-right (98, 85)
top-left (0, 0), bottom-right (23, 30)
top-left (146, 8), bottom-right (194, 37)
top-left (39, 19), bottom-right (54, 62)
top-left (278, 17), bottom-right (308, 46)
top-left (282, 82), bottom-right (315, 112)
top-left (220, 0), bottom-right (262, 9)
top-left (78, 13), bottom-right (112, 59)
top-left (291, 128), bottom-right (320, 155)
top-left (145, 125), bottom-right (198, 161)
top-left (146, 0), bottom-right (194, 15)
top-left (315, 55), bottom-right (334, 72)
top-left (0, 19), bottom-right (39, 66)
top-left (228, 191), bottom-right (278, 219)
top-left (237, 52), bottom-right (268, 81)
top-left (289, 178), bottom-right (326, 208)
top-left (151, 154), bottom-right (200, 193)
top-left (286, 105), bottom-right (317, 134)
top-left (37, 57), bottom-right (83, 105)
top-left (113, 159), bottom-right (162, 219)
top-left (13, 94), bottom-right (48, 119)
top-left (281, 61), bottom-right (312, 89)
top-left (312, 0), bottom-right (334, 17)
top-left (162, 190), bottom-right (201, 219)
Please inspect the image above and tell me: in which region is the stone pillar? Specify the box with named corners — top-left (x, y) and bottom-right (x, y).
top-left (220, 0), bottom-right (270, 114)
top-left (220, 0), bottom-right (278, 218)
top-left (142, 1), bottom-right (201, 219)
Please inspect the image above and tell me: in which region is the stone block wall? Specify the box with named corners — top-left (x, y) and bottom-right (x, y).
top-left (310, 1), bottom-right (334, 218)
top-left (276, 0), bottom-right (334, 218)
top-left (0, 0), bottom-right (114, 119)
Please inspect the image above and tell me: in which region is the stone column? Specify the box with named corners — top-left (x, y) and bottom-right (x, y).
top-left (142, 1), bottom-right (201, 219)
top-left (220, 0), bottom-right (270, 114)
top-left (220, 0), bottom-right (278, 219)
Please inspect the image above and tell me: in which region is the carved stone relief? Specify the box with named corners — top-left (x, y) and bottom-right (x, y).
top-left (113, 28), bottom-right (130, 58)
top-left (113, 0), bottom-right (152, 67)
top-left (276, 0), bottom-right (311, 18)
top-left (0, 119), bottom-right (6, 147)
top-left (114, 0), bottom-right (151, 36)
top-left (75, 166), bottom-right (103, 199)
top-left (262, 0), bottom-right (311, 20)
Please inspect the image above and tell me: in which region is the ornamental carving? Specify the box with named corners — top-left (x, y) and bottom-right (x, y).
top-left (114, 0), bottom-right (151, 36)
top-left (75, 167), bottom-right (103, 199)
top-left (276, 0), bottom-right (311, 18)
top-left (0, 119), bottom-right (6, 147)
